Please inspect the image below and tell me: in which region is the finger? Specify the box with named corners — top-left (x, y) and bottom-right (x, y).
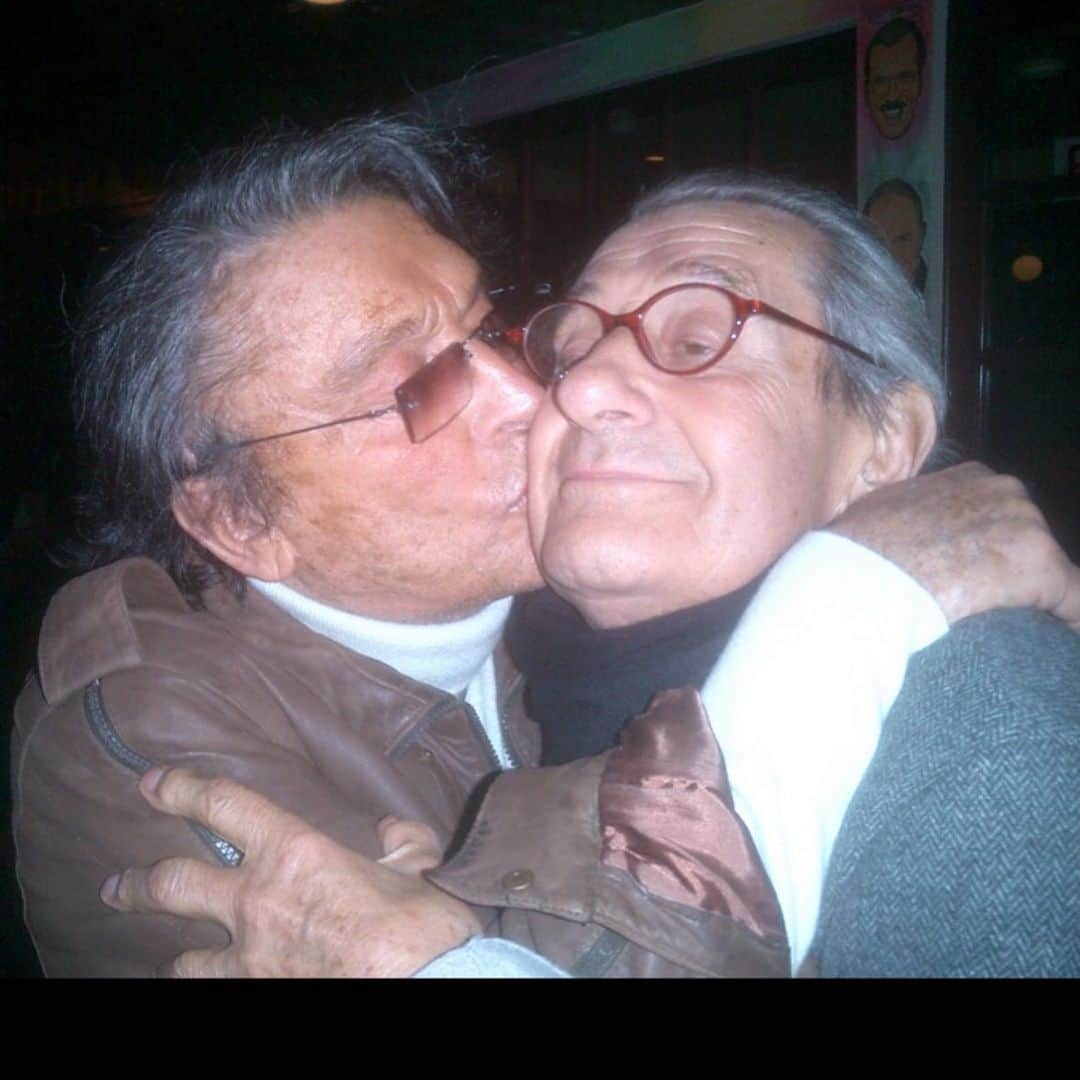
top-left (377, 817), bottom-right (442, 874)
top-left (140, 767), bottom-right (309, 855)
top-left (160, 947), bottom-right (241, 979)
top-left (101, 856), bottom-right (238, 929)
top-left (1053, 562), bottom-right (1080, 632)
top-left (378, 841), bottom-right (441, 874)
top-left (377, 816), bottom-right (439, 854)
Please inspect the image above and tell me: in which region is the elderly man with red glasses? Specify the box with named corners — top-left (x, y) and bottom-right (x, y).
top-left (500, 175), bottom-right (1080, 975)
top-left (438, 172), bottom-right (1079, 976)
top-left (14, 120), bottom-right (1079, 978)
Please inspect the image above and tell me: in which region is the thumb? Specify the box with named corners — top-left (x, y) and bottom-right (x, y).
top-left (376, 817), bottom-right (442, 874)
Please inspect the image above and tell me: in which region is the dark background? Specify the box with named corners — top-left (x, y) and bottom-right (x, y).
top-left (3, 1), bottom-right (1077, 977)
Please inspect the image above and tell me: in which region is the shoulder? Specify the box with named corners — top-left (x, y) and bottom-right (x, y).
top-left (852, 607), bottom-right (1080, 835)
top-left (24, 557), bottom-right (343, 710)
top-left (890, 607), bottom-right (1080, 752)
top-left (12, 559), bottom-right (315, 801)
top-left (31, 558), bottom-right (214, 705)
top-left (917, 605), bottom-right (1079, 683)
top-left (815, 610), bottom-right (1080, 976)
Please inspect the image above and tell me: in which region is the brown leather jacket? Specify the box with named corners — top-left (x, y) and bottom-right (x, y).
top-left (12, 558), bottom-right (787, 977)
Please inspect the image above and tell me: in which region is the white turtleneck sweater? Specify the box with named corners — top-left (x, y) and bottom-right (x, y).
top-left (248, 579), bottom-right (514, 767)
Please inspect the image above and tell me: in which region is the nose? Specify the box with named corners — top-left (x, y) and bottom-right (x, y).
top-left (550, 326), bottom-right (655, 433)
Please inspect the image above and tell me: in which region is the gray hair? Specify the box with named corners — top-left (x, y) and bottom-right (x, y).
top-left (70, 115), bottom-right (491, 599)
top-left (627, 170), bottom-right (946, 449)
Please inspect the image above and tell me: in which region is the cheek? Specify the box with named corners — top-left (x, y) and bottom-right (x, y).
top-left (273, 434), bottom-right (446, 540)
top-left (526, 402), bottom-right (563, 538)
top-left (688, 368), bottom-right (803, 465)
top-left (686, 374), bottom-right (835, 525)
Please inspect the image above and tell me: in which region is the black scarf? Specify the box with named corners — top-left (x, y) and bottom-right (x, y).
top-left (505, 579), bottom-right (761, 765)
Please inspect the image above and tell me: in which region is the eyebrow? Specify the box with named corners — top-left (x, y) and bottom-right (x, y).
top-left (572, 259), bottom-right (759, 303)
top-left (325, 268), bottom-right (488, 393)
top-left (661, 259), bottom-right (759, 295)
top-left (327, 313), bottom-right (425, 391)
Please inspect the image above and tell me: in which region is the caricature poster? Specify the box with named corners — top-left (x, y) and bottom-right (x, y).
top-left (858, 1), bottom-right (947, 340)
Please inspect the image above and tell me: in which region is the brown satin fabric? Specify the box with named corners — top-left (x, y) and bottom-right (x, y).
top-left (599, 686), bottom-right (787, 945)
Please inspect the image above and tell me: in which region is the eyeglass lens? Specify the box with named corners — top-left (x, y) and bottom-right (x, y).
top-left (524, 286), bottom-right (742, 381)
top-left (394, 340), bottom-right (474, 443)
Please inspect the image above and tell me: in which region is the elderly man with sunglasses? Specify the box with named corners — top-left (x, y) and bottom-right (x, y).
top-left (14, 119), bottom-right (1079, 978)
top-left (14, 119), bottom-right (791, 978)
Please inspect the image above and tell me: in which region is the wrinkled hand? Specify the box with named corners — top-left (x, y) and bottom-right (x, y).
top-left (100, 767), bottom-right (480, 977)
top-left (832, 462), bottom-right (1080, 630)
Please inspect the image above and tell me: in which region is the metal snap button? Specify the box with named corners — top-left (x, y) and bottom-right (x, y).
top-left (501, 868), bottom-right (533, 892)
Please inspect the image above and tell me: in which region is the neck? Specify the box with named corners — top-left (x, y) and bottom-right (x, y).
top-left (507, 579), bottom-right (761, 765)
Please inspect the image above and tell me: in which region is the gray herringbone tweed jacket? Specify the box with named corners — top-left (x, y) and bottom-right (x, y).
top-left (813, 608), bottom-right (1080, 977)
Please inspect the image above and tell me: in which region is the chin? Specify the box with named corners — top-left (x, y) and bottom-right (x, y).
top-left (541, 535), bottom-right (665, 608)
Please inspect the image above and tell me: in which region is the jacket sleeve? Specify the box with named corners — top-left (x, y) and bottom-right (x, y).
top-left (811, 609), bottom-right (1080, 977)
top-left (428, 687), bottom-right (791, 977)
top-left (12, 663), bottom-right (439, 977)
top-left (414, 937), bottom-right (570, 978)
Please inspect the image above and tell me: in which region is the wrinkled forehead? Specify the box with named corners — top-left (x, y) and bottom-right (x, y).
top-left (215, 197), bottom-right (482, 361)
top-left (573, 200), bottom-right (824, 311)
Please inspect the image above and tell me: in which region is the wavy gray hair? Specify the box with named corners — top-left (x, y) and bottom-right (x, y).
top-left (627, 171), bottom-right (946, 451)
top-left (70, 115), bottom-right (491, 598)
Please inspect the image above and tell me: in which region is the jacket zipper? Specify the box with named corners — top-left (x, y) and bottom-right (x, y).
top-left (496, 676), bottom-right (525, 770)
top-left (82, 678), bottom-right (244, 868)
top-left (464, 701), bottom-right (514, 771)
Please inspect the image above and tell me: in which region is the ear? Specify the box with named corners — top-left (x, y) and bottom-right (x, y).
top-left (833, 382), bottom-right (938, 513)
top-left (171, 477), bottom-right (296, 583)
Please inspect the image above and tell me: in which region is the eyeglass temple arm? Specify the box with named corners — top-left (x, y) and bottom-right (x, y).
top-left (753, 301), bottom-right (884, 369)
top-left (227, 403), bottom-right (402, 450)
top-left (183, 401), bottom-right (402, 478)
top-left (184, 404), bottom-right (399, 478)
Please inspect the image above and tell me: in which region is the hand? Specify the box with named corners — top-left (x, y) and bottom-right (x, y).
top-left (100, 767), bottom-right (481, 977)
top-left (831, 462), bottom-right (1080, 630)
